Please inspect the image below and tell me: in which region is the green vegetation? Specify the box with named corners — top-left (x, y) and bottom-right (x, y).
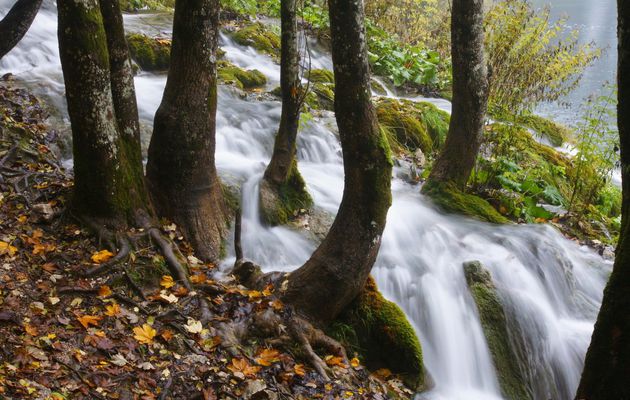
top-left (126, 33), bottom-right (171, 71)
top-left (515, 114), bottom-right (571, 147)
top-left (307, 68), bottom-right (334, 84)
top-left (232, 22), bottom-right (281, 58)
top-left (375, 98), bottom-right (450, 156)
top-left (217, 60), bottom-right (267, 89)
top-left (463, 261), bottom-right (531, 400)
top-left (120, 0), bottom-right (174, 12)
top-left (328, 277), bottom-right (424, 389)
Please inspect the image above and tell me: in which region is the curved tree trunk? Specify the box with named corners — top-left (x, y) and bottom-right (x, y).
top-left (146, 0), bottom-right (228, 262)
top-left (424, 0), bottom-right (488, 189)
top-left (575, 2), bottom-right (630, 399)
top-left (58, 0), bottom-right (148, 227)
top-left (264, 0), bottom-right (301, 185)
top-left (0, 0), bottom-right (42, 60)
top-left (281, 0), bottom-right (393, 325)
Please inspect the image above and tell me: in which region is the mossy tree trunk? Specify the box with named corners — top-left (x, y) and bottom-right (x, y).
top-left (281, 0), bottom-right (393, 324)
top-left (58, 0), bottom-right (148, 228)
top-left (264, 0), bottom-right (301, 185)
top-left (0, 0), bottom-right (42, 59)
top-left (424, 0), bottom-right (488, 189)
top-left (575, 2), bottom-right (630, 399)
top-left (146, 0), bottom-right (228, 262)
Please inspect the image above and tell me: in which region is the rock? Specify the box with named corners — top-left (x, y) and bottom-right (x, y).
top-left (32, 203), bottom-right (54, 221)
top-left (463, 261), bottom-right (532, 400)
top-left (413, 148), bottom-right (426, 167)
top-left (243, 379), bottom-right (267, 399)
top-left (232, 23), bottom-right (281, 58)
top-left (126, 33), bottom-right (171, 71)
top-left (218, 60), bottom-right (267, 90)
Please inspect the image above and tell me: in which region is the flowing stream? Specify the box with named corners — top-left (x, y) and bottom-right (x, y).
top-left (0, 3), bottom-right (613, 399)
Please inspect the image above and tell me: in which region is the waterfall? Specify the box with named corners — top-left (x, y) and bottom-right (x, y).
top-left (0, 3), bottom-right (612, 398)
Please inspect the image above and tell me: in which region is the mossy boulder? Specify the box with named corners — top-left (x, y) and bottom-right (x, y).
top-left (307, 69), bottom-right (334, 84)
top-left (370, 79), bottom-right (388, 96)
top-left (375, 98), bottom-right (450, 156)
top-left (328, 277), bottom-right (425, 390)
top-left (119, 0), bottom-right (174, 11)
top-left (422, 180), bottom-right (510, 224)
top-left (259, 161), bottom-right (313, 226)
top-left (463, 261), bottom-right (531, 400)
top-left (232, 22), bottom-right (281, 58)
top-left (515, 114), bottom-right (571, 147)
top-left (303, 82), bottom-right (335, 111)
top-left (126, 33), bottom-right (171, 71)
top-left (218, 60), bottom-right (267, 89)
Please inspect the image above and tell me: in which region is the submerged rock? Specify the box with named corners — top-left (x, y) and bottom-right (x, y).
top-left (218, 60), bottom-right (267, 90)
top-left (328, 277), bottom-right (425, 390)
top-left (463, 261), bottom-right (531, 400)
top-left (126, 33), bottom-right (171, 71)
top-left (232, 22), bottom-right (281, 58)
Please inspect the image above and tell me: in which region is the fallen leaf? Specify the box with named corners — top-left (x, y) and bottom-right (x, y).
top-left (350, 357), bottom-right (360, 368)
top-left (0, 241), bottom-right (17, 257)
top-left (91, 250), bottom-right (114, 264)
top-left (294, 364), bottom-right (306, 376)
top-left (77, 314), bottom-right (102, 329)
top-left (24, 324), bottom-right (38, 336)
top-left (228, 358), bottom-right (260, 378)
top-left (190, 274), bottom-right (207, 284)
top-left (324, 355), bottom-right (346, 368)
top-left (133, 324), bottom-right (156, 345)
top-left (98, 285), bottom-right (112, 297)
top-left (184, 319), bottom-right (203, 334)
top-left (255, 348), bottom-right (281, 366)
top-left (161, 329), bottom-right (174, 342)
top-left (160, 275), bottom-right (175, 289)
top-left (104, 303), bottom-right (121, 317)
top-left (110, 353), bottom-right (128, 366)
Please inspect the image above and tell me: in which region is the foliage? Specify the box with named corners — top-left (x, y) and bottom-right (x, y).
top-left (485, 0), bottom-right (600, 114)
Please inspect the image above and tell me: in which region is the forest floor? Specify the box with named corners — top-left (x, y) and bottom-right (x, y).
top-left (0, 80), bottom-right (412, 399)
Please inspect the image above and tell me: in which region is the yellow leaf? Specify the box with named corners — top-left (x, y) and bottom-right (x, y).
top-left (189, 274), bottom-right (207, 284)
top-left (0, 241), bottom-right (17, 257)
top-left (77, 314), bottom-right (102, 329)
top-left (294, 363), bottom-right (306, 376)
top-left (91, 250), bottom-right (114, 264)
top-left (374, 368), bottom-right (392, 379)
top-left (160, 275), bottom-right (175, 289)
top-left (104, 303), bottom-right (121, 317)
top-left (133, 324), bottom-right (156, 345)
top-left (24, 324), bottom-right (38, 336)
top-left (255, 348), bottom-right (281, 366)
top-left (350, 357), bottom-right (360, 368)
top-left (324, 355), bottom-right (346, 368)
top-left (98, 285), bottom-right (112, 298)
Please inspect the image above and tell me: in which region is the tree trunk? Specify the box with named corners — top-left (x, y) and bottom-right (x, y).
top-left (281, 0), bottom-right (393, 325)
top-left (146, 0), bottom-right (227, 262)
top-left (0, 0), bottom-right (42, 60)
top-left (425, 0), bottom-right (488, 189)
top-left (575, 2), bottom-right (630, 399)
top-left (58, 0), bottom-right (148, 227)
top-left (263, 0), bottom-right (301, 185)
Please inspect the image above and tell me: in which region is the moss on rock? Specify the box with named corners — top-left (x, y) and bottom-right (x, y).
top-left (259, 160), bottom-right (313, 226)
top-left (307, 68), bottom-right (334, 84)
top-left (217, 60), bottom-right (267, 89)
top-left (126, 33), bottom-right (171, 71)
top-left (422, 180), bottom-right (509, 224)
top-left (328, 276), bottom-right (424, 390)
top-left (515, 114), bottom-right (571, 147)
top-left (375, 98), bottom-right (450, 156)
top-left (463, 261), bottom-right (531, 400)
top-left (370, 78), bottom-right (388, 96)
top-left (232, 22), bottom-right (281, 58)
top-left (119, 0), bottom-right (174, 11)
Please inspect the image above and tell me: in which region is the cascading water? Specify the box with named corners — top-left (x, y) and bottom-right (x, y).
top-left (0, 3), bottom-right (612, 399)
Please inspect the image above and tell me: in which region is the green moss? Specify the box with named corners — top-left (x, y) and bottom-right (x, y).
top-left (259, 160), bottom-right (313, 226)
top-left (119, 0), bottom-right (174, 11)
top-left (328, 277), bottom-right (424, 390)
top-left (308, 82), bottom-right (335, 111)
top-left (370, 79), bottom-right (387, 96)
top-left (217, 60), bottom-right (267, 89)
top-left (307, 69), bottom-right (334, 84)
top-left (375, 98), bottom-right (450, 156)
top-left (463, 261), bottom-right (531, 400)
top-left (422, 180), bottom-right (510, 224)
top-left (515, 114), bottom-right (571, 147)
top-left (126, 33), bottom-right (171, 71)
top-left (232, 22), bottom-right (281, 57)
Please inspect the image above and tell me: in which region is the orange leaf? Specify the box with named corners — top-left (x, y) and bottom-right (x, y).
top-left (77, 314), bottom-right (102, 329)
top-left (160, 275), bottom-right (175, 289)
top-left (161, 329), bottom-right (174, 342)
top-left (133, 324), bottom-right (156, 344)
top-left (294, 363), bottom-right (306, 376)
top-left (324, 355), bottom-right (346, 368)
top-left (91, 250), bottom-right (114, 264)
top-left (98, 285), bottom-right (112, 298)
top-left (227, 358), bottom-right (260, 378)
top-left (255, 348), bottom-right (281, 366)
top-left (0, 241), bottom-right (17, 257)
top-left (24, 324), bottom-right (38, 336)
top-left (190, 274), bottom-right (207, 284)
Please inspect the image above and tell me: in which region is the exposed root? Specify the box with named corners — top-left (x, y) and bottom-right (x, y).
top-left (84, 235), bottom-right (131, 277)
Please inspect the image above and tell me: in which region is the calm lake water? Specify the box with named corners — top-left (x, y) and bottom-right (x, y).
top-left (530, 0), bottom-right (617, 124)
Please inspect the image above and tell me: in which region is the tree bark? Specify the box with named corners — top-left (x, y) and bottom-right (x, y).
top-left (424, 0), bottom-right (488, 189)
top-left (281, 0), bottom-right (393, 325)
top-left (263, 0), bottom-right (301, 185)
top-left (58, 0), bottom-right (148, 227)
top-left (146, 0), bottom-right (228, 262)
top-left (0, 0), bottom-right (42, 60)
top-left (575, 2), bottom-right (630, 399)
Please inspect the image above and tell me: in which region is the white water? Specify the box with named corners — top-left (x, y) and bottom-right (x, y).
top-left (0, 3), bottom-right (612, 399)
